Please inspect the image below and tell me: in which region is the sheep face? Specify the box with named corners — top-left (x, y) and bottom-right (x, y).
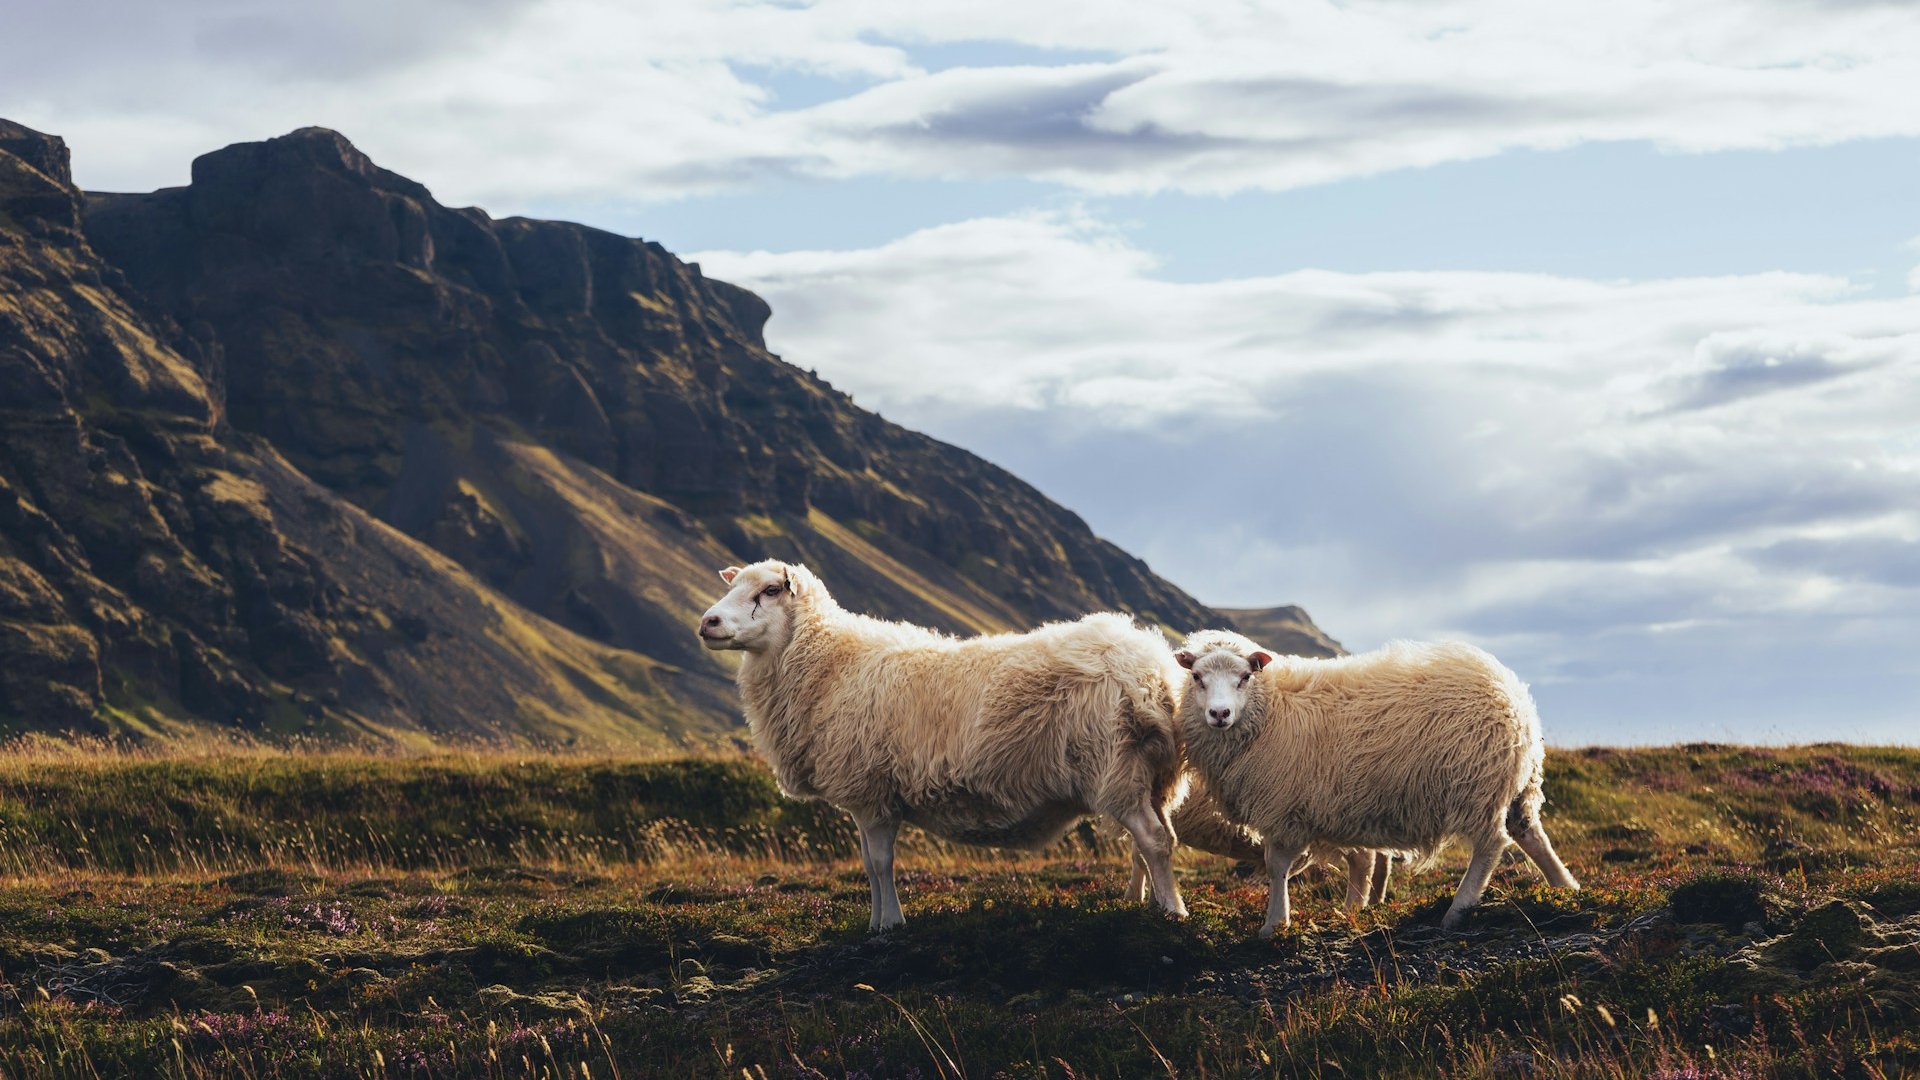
top-left (699, 562), bottom-right (805, 653)
top-left (1176, 644), bottom-right (1274, 729)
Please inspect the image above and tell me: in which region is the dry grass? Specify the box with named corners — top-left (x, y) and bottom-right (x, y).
top-left (0, 743), bottom-right (1912, 1078)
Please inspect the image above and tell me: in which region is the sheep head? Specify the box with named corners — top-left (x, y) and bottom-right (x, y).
top-left (1177, 631), bottom-right (1274, 730)
top-left (699, 560), bottom-right (818, 654)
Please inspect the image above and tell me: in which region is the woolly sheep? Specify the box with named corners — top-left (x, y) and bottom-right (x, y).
top-left (698, 559), bottom-right (1190, 930)
top-left (1175, 630), bottom-right (1579, 936)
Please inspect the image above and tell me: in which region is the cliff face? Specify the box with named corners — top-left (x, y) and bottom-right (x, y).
top-left (82, 128), bottom-right (1220, 667)
top-left (0, 118), bottom-right (1338, 744)
top-left (0, 120), bottom-right (717, 747)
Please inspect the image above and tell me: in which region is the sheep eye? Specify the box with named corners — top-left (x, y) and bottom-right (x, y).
top-left (762, 584), bottom-right (783, 596)
top-left (1190, 672), bottom-right (1203, 684)
top-left (1238, 673), bottom-right (1251, 687)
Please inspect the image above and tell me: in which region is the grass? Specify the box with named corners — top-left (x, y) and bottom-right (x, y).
top-left (0, 742), bottom-right (1913, 1077)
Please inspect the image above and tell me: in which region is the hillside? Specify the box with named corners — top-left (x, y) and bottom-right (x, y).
top-left (1, 119), bottom-right (1336, 744)
top-left (0, 120), bottom-right (721, 749)
top-left (82, 128), bottom-right (1223, 647)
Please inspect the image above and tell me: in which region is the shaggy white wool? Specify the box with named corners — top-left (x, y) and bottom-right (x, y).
top-left (1176, 630), bottom-right (1579, 936)
top-left (700, 559), bottom-right (1190, 930)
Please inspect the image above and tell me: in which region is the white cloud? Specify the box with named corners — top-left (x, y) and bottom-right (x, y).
top-left (9, 0), bottom-right (1920, 201)
top-left (8, 0), bottom-right (1915, 741)
top-left (695, 215), bottom-right (1920, 743)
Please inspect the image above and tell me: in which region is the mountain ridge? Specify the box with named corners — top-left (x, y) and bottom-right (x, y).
top-left (0, 119), bottom-right (1340, 744)
top-left (0, 118), bottom-right (729, 747)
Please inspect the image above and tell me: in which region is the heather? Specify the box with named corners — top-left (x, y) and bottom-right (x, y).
top-left (0, 743), bottom-right (1913, 1078)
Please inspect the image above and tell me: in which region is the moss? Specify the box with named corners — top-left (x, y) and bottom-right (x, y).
top-left (1669, 870), bottom-right (1783, 930)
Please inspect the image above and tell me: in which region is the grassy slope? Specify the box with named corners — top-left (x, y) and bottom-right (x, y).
top-left (0, 744), bottom-right (1913, 1078)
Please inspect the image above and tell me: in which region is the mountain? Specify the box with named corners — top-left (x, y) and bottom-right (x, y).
top-left (0, 118), bottom-right (1338, 745)
top-left (0, 119), bottom-right (731, 748)
top-left (1213, 606), bottom-right (1345, 659)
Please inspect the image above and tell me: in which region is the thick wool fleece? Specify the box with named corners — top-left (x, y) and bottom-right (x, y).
top-left (737, 564), bottom-right (1184, 848)
top-left (1177, 630), bottom-right (1577, 931)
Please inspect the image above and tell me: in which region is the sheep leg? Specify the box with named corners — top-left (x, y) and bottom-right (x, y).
top-left (1343, 850), bottom-right (1373, 911)
top-left (1441, 842), bottom-right (1503, 931)
top-left (1368, 852), bottom-right (1392, 905)
top-left (1260, 838), bottom-right (1311, 938)
top-left (1127, 850), bottom-right (1150, 904)
top-left (1514, 820), bottom-right (1580, 891)
top-left (1116, 804), bottom-right (1187, 918)
top-left (855, 816), bottom-right (905, 931)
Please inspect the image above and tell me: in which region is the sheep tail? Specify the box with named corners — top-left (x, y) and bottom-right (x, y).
top-left (1121, 681), bottom-right (1183, 818)
top-left (1504, 752), bottom-right (1550, 842)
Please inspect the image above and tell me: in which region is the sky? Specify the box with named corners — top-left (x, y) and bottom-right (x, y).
top-left (7, 0), bottom-right (1919, 745)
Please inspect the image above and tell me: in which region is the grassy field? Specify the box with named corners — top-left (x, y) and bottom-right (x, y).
top-left (0, 743), bottom-right (1914, 1078)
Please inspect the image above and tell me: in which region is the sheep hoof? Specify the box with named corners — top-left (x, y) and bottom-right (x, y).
top-left (1257, 925), bottom-right (1278, 940)
top-left (1441, 911), bottom-right (1468, 932)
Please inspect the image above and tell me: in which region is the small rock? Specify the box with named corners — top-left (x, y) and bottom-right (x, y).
top-left (477, 984), bottom-right (518, 1008)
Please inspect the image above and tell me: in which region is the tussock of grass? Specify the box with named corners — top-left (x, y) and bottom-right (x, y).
top-left (0, 744), bottom-right (1912, 1077)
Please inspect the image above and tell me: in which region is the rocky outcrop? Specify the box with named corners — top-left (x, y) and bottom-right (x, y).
top-left (1214, 606), bottom-right (1345, 658)
top-left (0, 120), bottom-right (714, 747)
top-left (82, 127), bottom-right (1228, 667)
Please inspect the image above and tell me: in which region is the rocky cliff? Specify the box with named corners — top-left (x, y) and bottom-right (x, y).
top-left (0, 119), bottom-right (1338, 745)
top-left (0, 121), bottom-right (708, 746)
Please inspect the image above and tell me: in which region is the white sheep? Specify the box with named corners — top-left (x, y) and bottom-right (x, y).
top-left (1175, 630), bottom-right (1579, 936)
top-left (698, 559), bottom-right (1190, 930)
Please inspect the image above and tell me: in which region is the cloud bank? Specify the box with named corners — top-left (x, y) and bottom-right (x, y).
top-left (9, 0), bottom-right (1920, 202)
top-left (696, 216), bottom-right (1920, 743)
top-left (10, 0), bottom-right (1917, 742)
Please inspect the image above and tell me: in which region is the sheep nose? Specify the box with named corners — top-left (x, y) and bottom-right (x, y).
top-left (1209, 707), bottom-right (1232, 723)
top-left (701, 615), bottom-right (722, 630)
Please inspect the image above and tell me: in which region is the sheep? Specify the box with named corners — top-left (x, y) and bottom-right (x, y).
top-left (1174, 630), bottom-right (1579, 936)
top-left (697, 559), bottom-right (1190, 931)
top-left (1134, 781), bottom-right (1400, 910)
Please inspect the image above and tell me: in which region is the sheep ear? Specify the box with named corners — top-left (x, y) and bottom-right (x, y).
top-left (718, 567), bottom-right (742, 585)
top-left (1175, 650), bottom-right (1196, 669)
top-left (784, 564), bottom-right (810, 597)
top-left (1247, 650), bottom-right (1275, 672)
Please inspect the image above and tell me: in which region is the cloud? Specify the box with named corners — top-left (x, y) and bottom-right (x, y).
top-left (9, 0), bottom-right (1916, 740)
top-left (9, 0), bottom-right (1920, 200)
top-left (1658, 331), bottom-right (1902, 411)
top-left (694, 214), bottom-right (1920, 743)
